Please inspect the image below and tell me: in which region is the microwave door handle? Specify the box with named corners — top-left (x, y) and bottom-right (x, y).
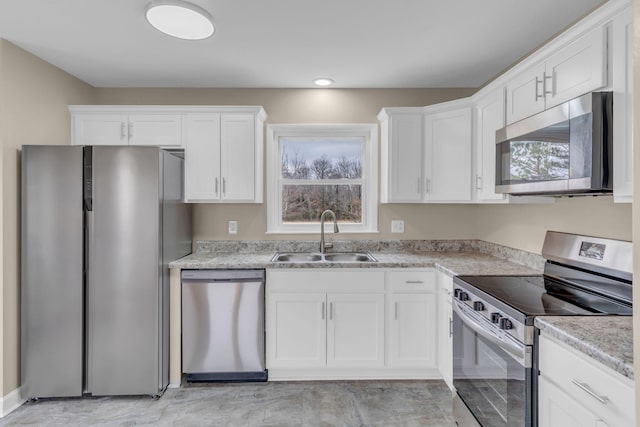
top-left (453, 300), bottom-right (530, 368)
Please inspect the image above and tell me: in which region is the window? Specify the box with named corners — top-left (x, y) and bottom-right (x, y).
top-left (267, 124), bottom-right (378, 233)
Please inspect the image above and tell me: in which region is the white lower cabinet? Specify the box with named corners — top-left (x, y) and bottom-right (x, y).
top-left (538, 333), bottom-right (634, 427)
top-left (437, 272), bottom-right (453, 389)
top-left (327, 293), bottom-right (385, 368)
top-left (538, 375), bottom-right (606, 427)
top-left (266, 293), bottom-right (326, 368)
top-left (389, 294), bottom-right (435, 368)
top-left (266, 269), bottom-right (439, 380)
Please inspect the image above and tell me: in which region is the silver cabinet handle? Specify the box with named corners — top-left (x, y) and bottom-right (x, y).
top-left (425, 178), bottom-right (431, 194)
top-left (128, 123), bottom-right (134, 139)
top-left (449, 318), bottom-right (453, 337)
top-left (543, 71), bottom-right (553, 96)
top-left (572, 380), bottom-right (609, 404)
top-left (120, 122), bottom-right (127, 140)
top-left (215, 177), bottom-right (219, 195)
top-left (405, 280), bottom-right (424, 284)
top-left (476, 175), bottom-right (482, 190)
top-left (321, 302), bottom-right (325, 320)
top-left (394, 302), bottom-right (398, 320)
top-left (222, 178), bottom-right (226, 195)
top-left (535, 76), bottom-right (544, 100)
top-left (329, 302), bottom-right (333, 320)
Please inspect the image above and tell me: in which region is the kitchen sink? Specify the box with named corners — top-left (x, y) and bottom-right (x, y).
top-left (271, 252), bottom-right (377, 263)
top-left (271, 253), bottom-right (323, 262)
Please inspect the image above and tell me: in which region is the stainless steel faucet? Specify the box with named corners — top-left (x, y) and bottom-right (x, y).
top-left (319, 209), bottom-right (339, 253)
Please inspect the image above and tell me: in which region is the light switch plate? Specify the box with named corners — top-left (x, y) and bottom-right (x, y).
top-left (228, 220), bottom-right (238, 235)
top-left (391, 220), bottom-right (405, 233)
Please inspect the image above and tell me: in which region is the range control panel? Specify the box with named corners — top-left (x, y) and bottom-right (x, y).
top-left (452, 285), bottom-right (532, 345)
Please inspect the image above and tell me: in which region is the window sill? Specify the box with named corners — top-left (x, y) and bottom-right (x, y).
top-left (265, 229), bottom-right (380, 235)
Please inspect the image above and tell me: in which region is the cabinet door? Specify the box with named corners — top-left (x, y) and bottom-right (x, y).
top-left (327, 293), bottom-right (384, 368)
top-left (184, 114), bottom-right (221, 201)
top-left (438, 273), bottom-right (453, 388)
top-left (545, 25), bottom-right (606, 109)
top-left (505, 64), bottom-right (546, 124)
top-left (612, 7), bottom-right (633, 203)
top-left (423, 107), bottom-right (472, 201)
top-left (72, 114), bottom-right (128, 146)
top-left (220, 114), bottom-right (256, 201)
top-left (475, 90), bottom-right (507, 203)
top-left (538, 375), bottom-right (607, 427)
top-left (128, 114), bottom-right (183, 147)
top-left (386, 114), bottom-right (423, 202)
top-left (266, 293), bottom-right (327, 369)
top-left (389, 293), bottom-right (436, 368)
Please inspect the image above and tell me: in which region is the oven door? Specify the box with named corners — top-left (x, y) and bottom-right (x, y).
top-left (452, 300), bottom-right (534, 427)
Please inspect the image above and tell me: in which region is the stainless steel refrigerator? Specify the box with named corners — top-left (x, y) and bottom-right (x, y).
top-left (21, 145), bottom-right (192, 398)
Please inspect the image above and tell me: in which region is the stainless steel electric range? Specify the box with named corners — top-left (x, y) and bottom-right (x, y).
top-left (451, 231), bottom-right (632, 427)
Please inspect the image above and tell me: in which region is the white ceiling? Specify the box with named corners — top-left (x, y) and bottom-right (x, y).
top-left (0, 0), bottom-right (606, 88)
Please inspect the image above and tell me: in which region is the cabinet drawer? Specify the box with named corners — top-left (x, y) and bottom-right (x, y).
top-left (386, 270), bottom-right (436, 292)
top-left (267, 269), bottom-right (385, 293)
top-left (538, 334), bottom-right (634, 426)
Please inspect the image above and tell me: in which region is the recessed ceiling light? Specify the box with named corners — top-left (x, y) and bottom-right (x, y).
top-left (313, 78), bottom-right (334, 87)
top-left (145, 0), bottom-right (214, 40)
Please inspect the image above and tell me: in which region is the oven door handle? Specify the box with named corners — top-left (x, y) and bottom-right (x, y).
top-left (453, 300), bottom-right (531, 368)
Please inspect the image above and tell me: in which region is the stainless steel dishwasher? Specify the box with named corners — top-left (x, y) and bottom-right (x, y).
top-left (181, 269), bottom-right (266, 382)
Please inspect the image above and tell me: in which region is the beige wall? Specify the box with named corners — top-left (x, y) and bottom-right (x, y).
top-left (0, 40), bottom-right (95, 396)
top-left (96, 88), bottom-right (482, 241)
top-left (475, 197), bottom-right (632, 254)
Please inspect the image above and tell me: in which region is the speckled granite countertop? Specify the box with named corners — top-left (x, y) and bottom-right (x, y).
top-left (169, 239), bottom-right (543, 276)
top-left (169, 250), bottom-right (541, 276)
top-left (535, 316), bottom-right (633, 380)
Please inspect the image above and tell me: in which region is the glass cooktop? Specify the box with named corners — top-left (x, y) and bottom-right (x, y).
top-left (455, 275), bottom-right (632, 317)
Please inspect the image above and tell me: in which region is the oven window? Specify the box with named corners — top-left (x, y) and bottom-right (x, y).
top-left (453, 312), bottom-right (530, 426)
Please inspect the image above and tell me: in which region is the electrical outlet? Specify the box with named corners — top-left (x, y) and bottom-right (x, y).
top-left (391, 220), bottom-right (405, 233)
top-left (228, 220), bottom-right (238, 235)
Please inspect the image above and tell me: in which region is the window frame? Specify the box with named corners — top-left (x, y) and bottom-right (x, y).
top-left (266, 123), bottom-right (378, 234)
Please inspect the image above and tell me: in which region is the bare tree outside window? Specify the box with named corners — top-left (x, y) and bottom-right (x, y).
top-left (280, 138), bottom-right (363, 224)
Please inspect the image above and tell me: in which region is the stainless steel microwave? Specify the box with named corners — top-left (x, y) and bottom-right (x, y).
top-left (495, 92), bottom-right (612, 196)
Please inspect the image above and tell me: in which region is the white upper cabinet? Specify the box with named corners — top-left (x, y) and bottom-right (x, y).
top-left (183, 107), bottom-right (266, 203)
top-left (423, 104), bottom-right (473, 202)
top-left (473, 88), bottom-right (507, 203)
top-left (219, 114), bottom-right (259, 202)
top-left (505, 25), bottom-right (607, 124)
top-left (184, 114), bottom-right (221, 201)
top-left (611, 6), bottom-right (633, 203)
top-left (378, 109), bottom-right (423, 203)
top-left (127, 114), bottom-right (182, 147)
top-left (69, 107), bottom-right (183, 148)
top-left (379, 100), bottom-right (473, 204)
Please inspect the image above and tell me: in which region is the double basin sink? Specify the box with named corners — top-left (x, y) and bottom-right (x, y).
top-left (271, 251), bottom-right (378, 263)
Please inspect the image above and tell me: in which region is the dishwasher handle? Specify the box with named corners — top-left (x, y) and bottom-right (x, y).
top-left (181, 269), bottom-right (265, 282)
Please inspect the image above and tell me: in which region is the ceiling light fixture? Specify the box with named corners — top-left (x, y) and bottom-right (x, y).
top-left (313, 78), bottom-right (334, 87)
top-left (145, 0), bottom-right (215, 40)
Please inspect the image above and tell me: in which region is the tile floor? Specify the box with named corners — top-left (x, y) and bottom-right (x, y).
top-left (0, 380), bottom-right (456, 426)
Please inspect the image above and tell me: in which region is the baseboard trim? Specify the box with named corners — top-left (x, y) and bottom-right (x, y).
top-left (1, 386), bottom-right (25, 418)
